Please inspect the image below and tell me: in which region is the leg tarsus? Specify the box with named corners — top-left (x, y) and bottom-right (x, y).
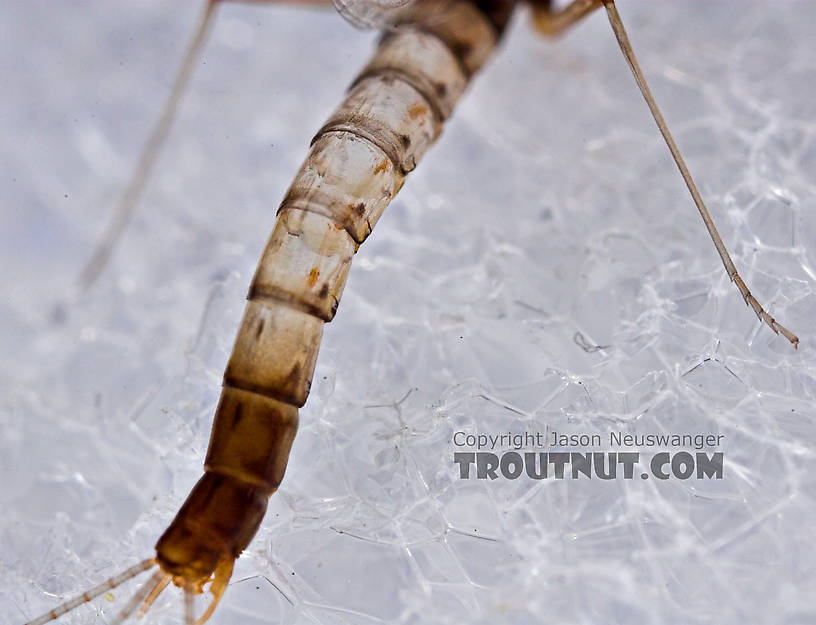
top-left (733, 274), bottom-right (798, 347)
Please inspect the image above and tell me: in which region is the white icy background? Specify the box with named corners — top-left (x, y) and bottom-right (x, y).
top-left (1, 1), bottom-right (815, 624)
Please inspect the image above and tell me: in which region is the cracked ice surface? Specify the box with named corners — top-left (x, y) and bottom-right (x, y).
top-left (1, 1), bottom-right (815, 624)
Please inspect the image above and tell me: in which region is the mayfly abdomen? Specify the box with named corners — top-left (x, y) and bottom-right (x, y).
top-left (154, 0), bottom-right (507, 596)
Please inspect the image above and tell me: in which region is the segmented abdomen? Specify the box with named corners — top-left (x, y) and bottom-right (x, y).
top-left (157, 0), bottom-right (504, 567)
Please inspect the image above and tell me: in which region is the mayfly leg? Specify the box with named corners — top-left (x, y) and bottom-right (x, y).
top-left (533, 0), bottom-right (799, 347)
top-left (77, 0), bottom-right (219, 290)
top-left (76, 0), bottom-right (337, 290)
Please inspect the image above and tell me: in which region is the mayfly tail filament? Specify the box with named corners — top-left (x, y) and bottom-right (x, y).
top-left (22, 558), bottom-right (156, 625)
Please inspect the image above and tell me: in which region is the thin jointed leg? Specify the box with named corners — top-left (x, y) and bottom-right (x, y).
top-left (78, 0), bottom-right (220, 290)
top-left (78, 0), bottom-right (335, 290)
top-left (531, 0), bottom-right (798, 346)
top-left (599, 0), bottom-right (797, 346)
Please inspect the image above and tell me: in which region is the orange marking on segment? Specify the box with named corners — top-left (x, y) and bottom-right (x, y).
top-left (373, 158), bottom-right (389, 174)
top-left (407, 102), bottom-right (425, 119)
top-left (307, 267), bottom-right (320, 287)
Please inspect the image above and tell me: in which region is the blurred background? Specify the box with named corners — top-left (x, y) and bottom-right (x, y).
top-left (1, 1), bottom-right (814, 624)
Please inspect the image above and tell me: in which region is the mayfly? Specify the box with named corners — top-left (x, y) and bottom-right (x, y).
top-left (13, 0), bottom-right (801, 624)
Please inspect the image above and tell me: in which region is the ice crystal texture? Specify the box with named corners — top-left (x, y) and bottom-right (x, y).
top-left (1, 2), bottom-right (815, 624)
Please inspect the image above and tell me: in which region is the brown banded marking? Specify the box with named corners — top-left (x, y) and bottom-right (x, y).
top-left (251, 208), bottom-right (357, 321)
top-left (280, 131), bottom-right (403, 243)
top-left (314, 74), bottom-right (440, 174)
top-left (205, 388), bottom-right (299, 492)
top-left (311, 1), bottom-right (498, 176)
top-left (352, 28), bottom-right (473, 121)
top-left (223, 301), bottom-right (323, 406)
